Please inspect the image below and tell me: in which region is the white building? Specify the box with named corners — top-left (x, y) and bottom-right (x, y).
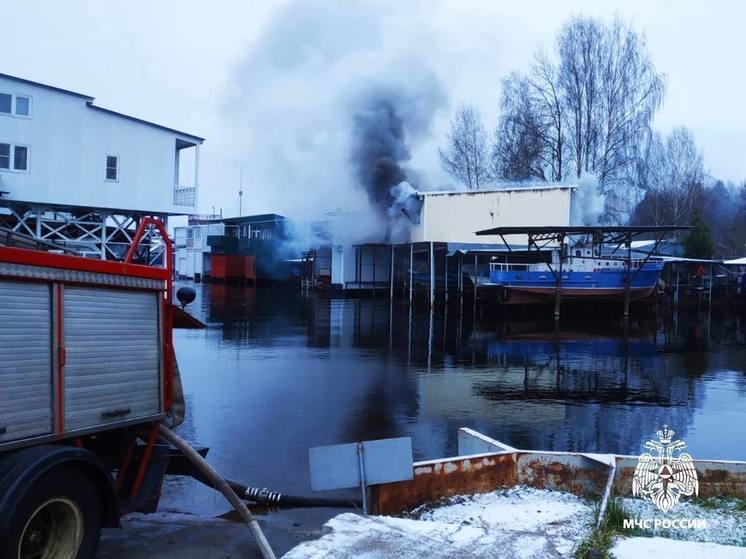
top-left (409, 185), bottom-right (574, 244)
top-left (173, 219), bottom-right (225, 280)
top-left (0, 72), bottom-right (203, 258)
top-left (312, 185), bottom-right (575, 290)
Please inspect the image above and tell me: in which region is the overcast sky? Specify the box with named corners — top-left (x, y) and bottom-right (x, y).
top-left (2, 0), bottom-right (743, 219)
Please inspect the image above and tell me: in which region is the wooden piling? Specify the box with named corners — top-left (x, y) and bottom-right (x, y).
top-left (409, 243), bottom-right (413, 305)
top-left (473, 253), bottom-right (478, 317)
top-left (554, 247), bottom-right (562, 320)
top-left (389, 244), bottom-right (394, 300)
top-left (443, 245), bottom-right (448, 302)
top-left (429, 241), bottom-right (435, 307)
top-left (623, 242), bottom-right (631, 319)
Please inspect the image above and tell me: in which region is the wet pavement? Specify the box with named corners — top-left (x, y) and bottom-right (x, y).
top-left (98, 510), bottom-right (324, 558)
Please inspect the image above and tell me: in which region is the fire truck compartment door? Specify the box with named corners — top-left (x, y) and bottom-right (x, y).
top-left (63, 286), bottom-right (161, 431)
top-left (0, 280), bottom-right (53, 442)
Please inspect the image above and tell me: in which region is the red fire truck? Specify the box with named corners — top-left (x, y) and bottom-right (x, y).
top-left (0, 218), bottom-right (198, 558)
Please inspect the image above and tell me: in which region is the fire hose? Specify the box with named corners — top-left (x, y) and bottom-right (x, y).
top-left (158, 425), bottom-right (276, 559)
top-left (183, 472), bottom-right (361, 509)
top-left (232, 483), bottom-right (361, 509)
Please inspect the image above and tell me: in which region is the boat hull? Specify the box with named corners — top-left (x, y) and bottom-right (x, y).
top-left (489, 263), bottom-right (663, 305)
top-left (497, 285), bottom-right (656, 304)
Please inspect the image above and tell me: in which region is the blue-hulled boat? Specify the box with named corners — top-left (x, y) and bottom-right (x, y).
top-left (487, 247), bottom-right (664, 304)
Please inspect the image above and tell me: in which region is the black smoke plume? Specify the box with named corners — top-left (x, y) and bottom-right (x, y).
top-left (348, 75), bottom-right (446, 230)
top-left (351, 97), bottom-right (410, 212)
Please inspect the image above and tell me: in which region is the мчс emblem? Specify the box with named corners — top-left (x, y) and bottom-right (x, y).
top-left (632, 425), bottom-right (699, 513)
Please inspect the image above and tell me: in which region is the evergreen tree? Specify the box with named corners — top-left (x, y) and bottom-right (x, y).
top-left (684, 213), bottom-right (714, 259)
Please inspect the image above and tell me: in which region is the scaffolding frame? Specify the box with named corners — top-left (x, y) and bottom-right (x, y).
top-left (0, 201), bottom-right (168, 263)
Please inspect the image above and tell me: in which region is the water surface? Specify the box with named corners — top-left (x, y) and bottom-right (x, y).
top-left (163, 285), bottom-right (746, 515)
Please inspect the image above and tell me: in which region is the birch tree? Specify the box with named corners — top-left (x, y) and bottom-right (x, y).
top-left (558, 17), bottom-right (665, 220)
top-left (493, 57), bottom-right (564, 183)
top-left (631, 127), bottom-right (705, 226)
top-left (492, 16), bottom-right (665, 221)
top-left (439, 105), bottom-right (491, 189)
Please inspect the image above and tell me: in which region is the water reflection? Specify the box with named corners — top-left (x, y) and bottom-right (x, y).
top-left (166, 284), bottom-right (746, 514)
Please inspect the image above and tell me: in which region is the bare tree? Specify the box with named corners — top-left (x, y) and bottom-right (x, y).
top-left (492, 73), bottom-right (546, 181)
top-left (529, 52), bottom-right (565, 182)
top-left (631, 127), bottom-right (704, 226)
top-left (702, 180), bottom-right (739, 256)
top-left (662, 127), bottom-right (705, 224)
top-left (557, 17), bottom-right (604, 178)
top-left (493, 16), bottom-right (665, 221)
top-left (557, 17), bottom-right (665, 220)
top-left (439, 105), bottom-right (491, 189)
top-left (727, 182), bottom-right (746, 256)
top-left (493, 58), bottom-right (564, 183)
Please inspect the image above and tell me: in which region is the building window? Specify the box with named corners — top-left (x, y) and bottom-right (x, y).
top-left (0, 143), bottom-right (29, 172)
top-left (0, 143), bottom-right (9, 169)
top-left (15, 96), bottom-right (30, 116)
top-left (13, 146), bottom-right (27, 171)
top-left (106, 155), bottom-right (118, 181)
top-left (0, 93), bottom-right (32, 117)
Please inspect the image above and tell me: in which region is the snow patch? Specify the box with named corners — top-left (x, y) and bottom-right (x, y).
top-left (283, 487), bottom-right (595, 558)
top-left (415, 486), bottom-right (592, 534)
top-left (621, 497), bottom-right (746, 547)
top-left (612, 536), bottom-right (746, 559)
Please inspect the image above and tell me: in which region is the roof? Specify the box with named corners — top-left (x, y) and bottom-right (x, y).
top-left (658, 256), bottom-right (722, 264)
top-left (221, 213), bottom-right (286, 225)
top-left (86, 104), bottom-right (204, 143)
top-left (446, 242), bottom-right (537, 255)
top-left (0, 198), bottom-right (179, 216)
top-left (418, 184), bottom-right (576, 197)
top-left (0, 72), bottom-right (204, 143)
top-left (0, 72), bottom-right (93, 100)
top-left (476, 225), bottom-right (692, 236)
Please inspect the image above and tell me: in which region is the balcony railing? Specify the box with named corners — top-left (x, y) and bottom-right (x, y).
top-left (174, 185), bottom-right (197, 207)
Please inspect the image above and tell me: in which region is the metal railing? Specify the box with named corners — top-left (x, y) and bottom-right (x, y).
top-left (489, 263), bottom-right (530, 272)
top-left (174, 185), bottom-right (197, 207)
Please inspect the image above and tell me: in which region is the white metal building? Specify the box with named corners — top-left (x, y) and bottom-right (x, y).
top-left (313, 185), bottom-right (575, 290)
top-left (0, 73), bottom-right (204, 258)
top-left (409, 185), bottom-right (574, 244)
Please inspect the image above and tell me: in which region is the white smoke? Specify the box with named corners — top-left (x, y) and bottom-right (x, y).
top-left (282, 209), bottom-right (387, 256)
top-left (387, 181), bottom-right (423, 242)
top-left (216, 0), bottom-right (451, 240)
top-left (570, 173), bottom-right (605, 226)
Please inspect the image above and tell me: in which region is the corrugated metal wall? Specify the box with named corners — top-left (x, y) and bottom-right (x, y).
top-left (63, 287), bottom-right (161, 431)
top-left (0, 280), bottom-right (53, 442)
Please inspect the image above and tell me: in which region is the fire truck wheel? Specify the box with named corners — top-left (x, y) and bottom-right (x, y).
top-left (2, 466), bottom-right (103, 559)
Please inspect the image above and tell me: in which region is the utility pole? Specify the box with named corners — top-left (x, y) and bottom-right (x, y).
top-left (238, 166), bottom-right (244, 217)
